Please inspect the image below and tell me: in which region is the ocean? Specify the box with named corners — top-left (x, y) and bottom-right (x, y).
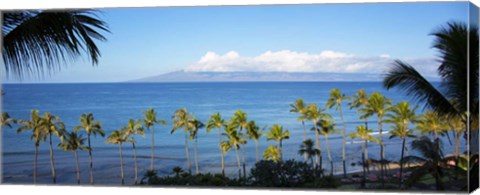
top-left (1, 82), bottom-right (464, 185)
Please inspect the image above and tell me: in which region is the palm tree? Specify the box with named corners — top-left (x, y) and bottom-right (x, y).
top-left (2, 10), bottom-right (109, 78)
top-left (123, 118), bottom-right (145, 184)
top-left (172, 166), bottom-right (184, 178)
top-left (416, 111), bottom-right (448, 177)
top-left (59, 131), bottom-right (88, 184)
top-left (171, 108), bottom-right (192, 174)
top-left (402, 136), bottom-right (446, 190)
top-left (105, 129), bottom-right (129, 185)
top-left (142, 108), bottom-right (167, 171)
top-left (1, 112), bottom-right (16, 127)
top-left (263, 146), bottom-right (281, 162)
top-left (304, 103), bottom-right (330, 171)
top-left (290, 98), bottom-right (309, 161)
top-left (350, 90), bottom-right (372, 173)
top-left (266, 124), bottom-right (290, 161)
top-left (383, 22), bottom-right (478, 153)
top-left (206, 112), bottom-right (226, 176)
top-left (298, 139), bottom-right (320, 168)
top-left (448, 114), bottom-right (465, 160)
top-left (74, 113), bottom-right (105, 185)
top-left (326, 88), bottom-right (349, 178)
top-left (348, 125), bottom-right (379, 188)
top-left (416, 111), bottom-right (447, 140)
top-left (298, 139), bottom-right (320, 180)
top-left (349, 89), bottom-right (371, 142)
top-left (385, 101), bottom-right (418, 188)
top-left (317, 118), bottom-right (338, 175)
top-left (17, 110), bottom-right (45, 184)
top-left (40, 112), bottom-right (66, 184)
top-left (359, 92), bottom-right (391, 185)
top-left (246, 120), bottom-right (263, 163)
top-left (232, 110), bottom-right (248, 178)
top-left (223, 122), bottom-right (245, 178)
top-left (188, 117), bottom-right (205, 175)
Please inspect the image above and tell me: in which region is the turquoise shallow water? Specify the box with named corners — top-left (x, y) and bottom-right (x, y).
top-left (1, 82), bottom-right (464, 185)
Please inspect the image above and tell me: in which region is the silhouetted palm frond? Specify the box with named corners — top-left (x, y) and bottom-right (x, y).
top-left (2, 10), bottom-right (110, 79)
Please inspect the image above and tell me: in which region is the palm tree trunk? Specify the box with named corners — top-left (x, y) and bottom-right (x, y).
top-left (366, 139), bottom-right (370, 174)
top-left (455, 131), bottom-right (460, 158)
top-left (313, 119), bottom-right (322, 172)
top-left (234, 147), bottom-right (241, 178)
top-left (325, 135), bottom-right (333, 175)
top-left (184, 131), bottom-right (191, 174)
top-left (217, 128), bottom-right (225, 176)
top-left (150, 126), bottom-right (155, 171)
top-left (132, 141), bottom-right (138, 184)
top-left (74, 150), bottom-right (80, 184)
top-left (365, 119), bottom-right (370, 174)
top-left (405, 145), bottom-right (410, 168)
top-left (311, 156), bottom-right (317, 184)
top-left (361, 138), bottom-right (366, 188)
top-left (241, 143), bottom-right (246, 179)
top-left (34, 144), bottom-right (38, 184)
top-left (279, 140), bottom-right (283, 161)
top-left (49, 132), bottom-right (56, 184)
top-left (87, 133), bottom-right (94, 185)
top-left (255, 140), bottom-right (259, 163)
top-left (434, 165), bottom-right (444, 190)
top-left (339, 105), bottom-right (347, 178)
top-left (399, 137), bottom-right (406, 189)
top-left (194, 137), bottom-right (199, 175)
top-left (378, 117), bottom-right (385, 187)
top-left (120, 143), bottom-right (124, 185)
top-left (455, 131), bottom-right (460, 165)
top-left (302, 120), bottom-right (307, 161)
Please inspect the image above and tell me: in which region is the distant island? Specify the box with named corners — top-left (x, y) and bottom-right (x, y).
top-left (129, 70), bottom-right (441, 82)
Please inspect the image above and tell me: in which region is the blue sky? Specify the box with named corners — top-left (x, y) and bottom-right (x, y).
top-left (3, 2), bottom-right (471, 83)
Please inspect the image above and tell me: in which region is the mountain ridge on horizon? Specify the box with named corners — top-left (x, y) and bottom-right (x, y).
top-left (129, 70), bottom-right (440, 82)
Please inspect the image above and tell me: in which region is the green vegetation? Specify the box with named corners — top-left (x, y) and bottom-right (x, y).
top-left (5, 89), bottom-right (473, 190)
top-left (123, 118), bottom-right (145, 184)
top-left (326, 88), bottom-right (349, 178)
top-left (385, 101), bottom-right (418, 188)
top-left (142, 108), bottom-right (167, 171)
top-left (348, 125), bottom-right (379, 187)
top-left (266, 124), bottom-right (290, 160)
top-left (105, 129), bottom-right (130, 185)
top-left (206, 112), bottom-right (227, 175)
top-left (74, 113), bottom-right (105, 185)
top-left (16, 110), bottom-right (44, 184)
top-left (289, 98), bottom-right (309, 161)
top-left (171, 108), bottom-right (193, 174)
top-left (58, 131), bottom-right (88, 184)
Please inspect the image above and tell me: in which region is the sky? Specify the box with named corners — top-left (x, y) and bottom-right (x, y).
top-left (1, 1), bottom-right (472, 83)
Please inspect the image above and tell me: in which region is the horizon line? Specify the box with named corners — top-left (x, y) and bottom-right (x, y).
top-left (1, 80), bottom-right (442, 84)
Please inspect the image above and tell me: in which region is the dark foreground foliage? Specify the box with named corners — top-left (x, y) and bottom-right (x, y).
top-left (141, 170), bottom-right (243, 186)
top-left (141, 159), bottom-right (339, 188)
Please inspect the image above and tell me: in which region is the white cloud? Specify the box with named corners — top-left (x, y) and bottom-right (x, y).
top-left (185, 50), bottom-right (438, 77)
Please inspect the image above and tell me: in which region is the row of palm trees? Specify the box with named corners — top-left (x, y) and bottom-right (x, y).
top-left (11, 111), bottom-right (105, 184)
top-left (0, 87), bottom-right (471, 187)
top-left (171, 109), bottom-right (290, 179)
top-left (289, 88), bottom-right (469, 188)
top-left (1, 107), bottom-right (295, 184)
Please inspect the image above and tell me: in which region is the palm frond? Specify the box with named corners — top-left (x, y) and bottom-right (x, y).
top-left (431, 22), bottom-right (478, 115)
top-left (383, 60), bottom-right (457, 116)
top-left (2, 10), bottom-right (109, 79)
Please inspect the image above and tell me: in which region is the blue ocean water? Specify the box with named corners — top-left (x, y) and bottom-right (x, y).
top-left (1, 82), bottom-right (463, 185)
